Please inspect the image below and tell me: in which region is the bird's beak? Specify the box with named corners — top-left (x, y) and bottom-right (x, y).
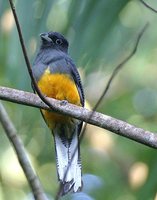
top-left (40, 33), bottom-right (52, 42)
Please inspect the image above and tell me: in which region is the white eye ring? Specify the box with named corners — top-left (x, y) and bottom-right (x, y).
top-left (56, 39), bottom-right (62, 45)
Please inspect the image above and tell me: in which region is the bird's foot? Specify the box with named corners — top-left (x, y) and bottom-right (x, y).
top-left (60, 100), bottom-right (68, 106)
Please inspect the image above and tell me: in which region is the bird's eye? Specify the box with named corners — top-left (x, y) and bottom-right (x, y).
top-left (56, 39), bottom-right (62, 45)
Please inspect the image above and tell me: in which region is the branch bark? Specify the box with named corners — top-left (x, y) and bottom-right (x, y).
top-left (0, 86), bottom-right (157, 149)
top-left (0, 101), bottom-right (49, 200)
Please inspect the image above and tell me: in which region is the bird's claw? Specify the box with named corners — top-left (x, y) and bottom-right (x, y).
top-left (60, 100), bottom-right (68, 106)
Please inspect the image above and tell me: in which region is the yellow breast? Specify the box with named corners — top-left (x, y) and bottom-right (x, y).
top-left (37, 67), bottom-right (81, 128)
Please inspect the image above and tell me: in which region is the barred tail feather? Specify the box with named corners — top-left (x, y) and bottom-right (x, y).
top-left (53, 125), bottom-right (82, 196)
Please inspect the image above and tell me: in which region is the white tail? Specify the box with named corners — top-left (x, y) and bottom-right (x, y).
top-left (53, 124), bottom-right (82, 195)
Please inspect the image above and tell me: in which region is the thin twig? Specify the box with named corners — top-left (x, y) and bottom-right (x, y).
top-left (0, 102), bottom-right (49, 200)
top-left (94, 23), bottom-right (149, 110)
top-left (0, 87), bottom-right (157, 148)
top-left (8, 0), bottom-right (61, 114)
top-left (80, 23), bottom-right (149, 140)
top-left (140, 0), bottom-right (157, 13)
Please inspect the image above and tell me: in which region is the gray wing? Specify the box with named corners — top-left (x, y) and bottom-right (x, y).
top-left (65, 57), bottom-right (84, 107)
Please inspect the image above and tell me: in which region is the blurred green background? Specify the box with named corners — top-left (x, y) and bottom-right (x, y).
top-left (0, 0), bottom-right (157, 199)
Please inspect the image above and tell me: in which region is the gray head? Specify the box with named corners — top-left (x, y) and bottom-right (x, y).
top-left (40, 32), bottom-right (69, 53)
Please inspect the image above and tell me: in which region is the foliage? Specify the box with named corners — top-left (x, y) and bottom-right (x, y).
top-left (0, 0), bottom-right (157, 199)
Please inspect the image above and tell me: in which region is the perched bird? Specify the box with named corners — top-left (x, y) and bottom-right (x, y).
top-left (32, 32), bottom-right (84, 195)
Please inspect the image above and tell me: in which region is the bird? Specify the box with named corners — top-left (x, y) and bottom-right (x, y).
top-left (32, 31), bottom-right (84, 195)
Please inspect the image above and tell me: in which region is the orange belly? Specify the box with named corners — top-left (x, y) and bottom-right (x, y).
top-left (37, 68), bottom-right (81, 129)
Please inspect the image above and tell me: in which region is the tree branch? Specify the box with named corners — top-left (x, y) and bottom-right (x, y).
top-left (0, 102), bottom-right (49, 200)
top-left (0, 86), bottom-right (157, 149)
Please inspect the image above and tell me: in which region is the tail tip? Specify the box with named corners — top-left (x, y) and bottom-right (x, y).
top-left (60, 180), bottom-right (82, 196)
